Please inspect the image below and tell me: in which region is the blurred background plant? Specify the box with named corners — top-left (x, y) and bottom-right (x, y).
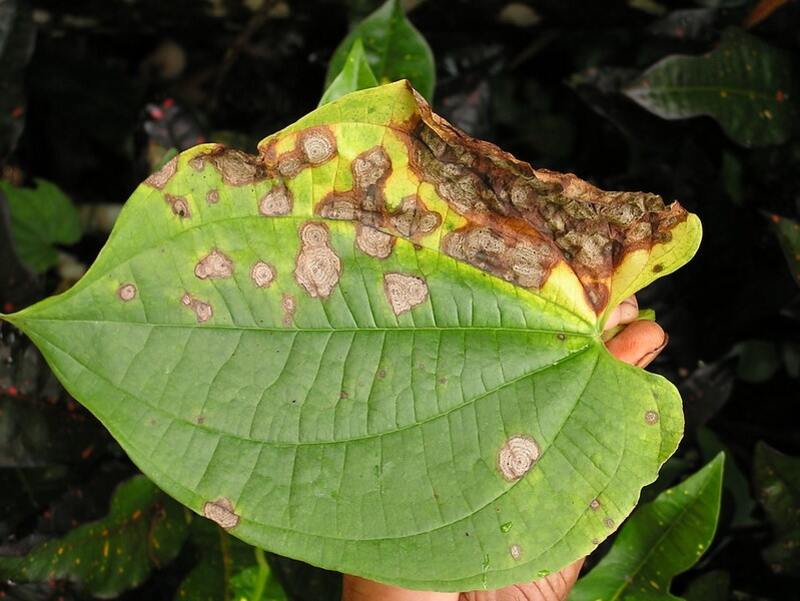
top-left (0, 0), bottom-right (798, 599)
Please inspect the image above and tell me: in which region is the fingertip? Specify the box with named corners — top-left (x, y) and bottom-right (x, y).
top-left (605, 320), bottom-right (667, 366)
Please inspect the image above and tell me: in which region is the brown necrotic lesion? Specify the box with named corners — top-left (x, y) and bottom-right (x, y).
top-left (315, 145), bottom-right (440, 255)
top-left (402, 118), bottom-right (689, 313)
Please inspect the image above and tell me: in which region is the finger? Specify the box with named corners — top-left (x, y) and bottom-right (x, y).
top-left (605, 319), bottom-right (667, 367)
top-left (342, 575), bottom-right (458, 601)
top-left (603, 295), bottom-right (639, 331)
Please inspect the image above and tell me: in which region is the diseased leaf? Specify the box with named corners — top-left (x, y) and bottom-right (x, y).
top-left (320, 38), bottom-right (379, 107)
top-left (0, 475), bottom-right (189, 597)
top-left (624, 28), bottom-right (795, 147)
top-left (768, 213), bottom-right (800, 286)
top-left (0, 179), bottom-right (82, 273)
top-left (572, 454), bottom-right (725, 601)
top-left (0, 81), bottom-right (702, 591)
top-left (754, 442), bottom-right (800, 575)
top-left (324, 0), bottom-right (435, 100)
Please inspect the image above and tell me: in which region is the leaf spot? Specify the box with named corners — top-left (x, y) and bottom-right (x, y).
top-left (294, 222), bottom-right (341, 299)
top-left (206, 189), bottom-right (220, 204)
top-left (181, 293), bottom-right (213, 323)
top-left (117, 283), bottom-right (136, 302)
top-left (603, 516), bottom-right (615, 529)
top-left (165, 194), bottom-right (191, 219)
top-left (282, 293), bottom-right (296, 326)
top-left (207, 147), bottom-right (268, 186)
top-left (250, 261), bottom-right (276, 288)
top-left (509, 544), bottom-right (522, 560)
top-left (300, 128), bottom-right (337, 165)
top-left (259, 184), bottom-right (293, 216)
top-left (203, 497), bottom-right (239, 529)
top-left (644, 410), bottom-right (659, 425)
top-left (355, 224), bottom-right (395, 259)
top-left (145, 155), bottom-right (178, 189)
top-left (497, 435), bottom-right (539, 481)
top-left (195, 249), bottom-right (234, 280)
top-left (590, 498), bottom-right (600, 510)
top-left (384, 272), bottom-right (429, 315)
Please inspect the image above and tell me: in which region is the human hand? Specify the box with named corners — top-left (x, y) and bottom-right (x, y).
top-left (342, 295), bottom-right (667, 601)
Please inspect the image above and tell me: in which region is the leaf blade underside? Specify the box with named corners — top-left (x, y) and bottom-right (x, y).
top-left (3, 81), bottom-right (701, 591)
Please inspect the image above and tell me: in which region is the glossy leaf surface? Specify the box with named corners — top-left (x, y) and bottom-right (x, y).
top-left (1, 81), bottom-right (701, 591)
top-left (324, 0), bottom-right (435, 100)
top-left (624, 28), bottom-right (794, 147)
top-left (0, 475), bottom-right (189, 597)
top-left (572, 454), bottom-right (724, 601)
top-left (320, 38), bottom-right (379, 107)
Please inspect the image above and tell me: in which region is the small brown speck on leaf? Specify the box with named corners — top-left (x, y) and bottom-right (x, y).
top-left (509, 544), bottom-right (522, 560)
top-left (250, 261), bottom-right (276, 288)
top-left (604, 517), bottom-right (615, 529)
top-left (189, 156), bottom-right (206, 171)
top-left (145, 155), bottom-right (178, 189)
top-left (384, 272), bottom-right (429, 315)
top-left (644, 410), bottom-right (659, 425)
top-left (294, 222), bottom-right (341, 298)
top-left (203, 498), bottom-right (239, 529)
top-left (652, 263), bottom-right (664, 273)
top-left (497, 435), bottom-right (540, 481)
top-left (590, 499), bottom-right (600, 510)
top-left (195, 249), bottom-right (234, 279)
top-left (117, 283), bottom-right (136, 302)
top-left (206, 189), bottom-right (220, 204)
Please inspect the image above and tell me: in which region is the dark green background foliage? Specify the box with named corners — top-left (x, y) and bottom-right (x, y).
top-left (0, 0), bottom-right (798, 599)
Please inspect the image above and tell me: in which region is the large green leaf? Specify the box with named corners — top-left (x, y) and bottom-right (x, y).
top-left (319, 38), bottom-right (379, 107)
top-left (324, 0), bottom-right (435, 100)
top-left (0, 475), bottom-right (189, 597)
top-left (624, 28), bottom-right (795, 148)
top-left (572, 454), bottom-right (724, 601)
top-left (0, 81), bottom-right (701, 591)
top-left (0, 178), bottom-right (82, 273)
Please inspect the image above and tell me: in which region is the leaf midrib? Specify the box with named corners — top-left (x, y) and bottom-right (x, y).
top-left (16, 316), bottom-right (594, 337)
top-left (31, 323), bottom-right (595, 449)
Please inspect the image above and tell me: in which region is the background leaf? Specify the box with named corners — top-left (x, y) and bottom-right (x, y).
top-left (0, 179), bottom-right (82, 273)
top-left (0, 475), bottom-right (189, 597)
top-left (624, 28), bottom-right (795, 147)
top-left (753, 442), bottom-right (800, 575)
top-left (572, 453), bottom-right (725, 601)
top-left (768, 213), bottom-right (800, 286)
top-left (319, 38), bottom-right (378, 107)
top-left (324, 0), bottom-right (435, 100)
top-left (174, 521), bottom-right (286, 601)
